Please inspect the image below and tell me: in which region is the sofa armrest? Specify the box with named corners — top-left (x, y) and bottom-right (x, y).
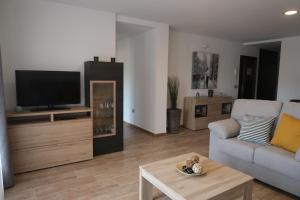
top-left (296, 149), bottom-right (300, 162)
top-left (208, 118), bottom-right (240, 139)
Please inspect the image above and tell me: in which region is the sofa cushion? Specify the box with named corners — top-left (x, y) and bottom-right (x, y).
top-left (254, 146), bottom-right (300, 181)
top-left (271, 113), bottom-right (300, 153)
top-left (276, 102), bottom-right (300, 128)
top-left (231, 99), bottom-right (282, 121)
top-left (238, 115), bottom-right (275, 145)
top-left (279, 102), bottom-right (300, 120)
top-left (208, 118), bottom-right (240, 139)
top-left (219, 138), bottom-right (261, 162)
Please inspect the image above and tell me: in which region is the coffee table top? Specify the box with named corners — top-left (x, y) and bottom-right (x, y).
top-left (140, 152), bottom-right (253, 200)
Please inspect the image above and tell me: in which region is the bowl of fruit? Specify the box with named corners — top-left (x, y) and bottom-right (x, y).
top-left (176, 155), bottom-right (207, 176)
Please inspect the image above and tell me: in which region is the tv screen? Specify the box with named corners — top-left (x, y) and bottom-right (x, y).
top-left (16, 70), bottom-right (80, 107)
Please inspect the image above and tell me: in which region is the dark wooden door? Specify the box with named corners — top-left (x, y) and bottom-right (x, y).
top-left (257, 49), bottom-right (280, 100)
top-left (238, 56), bottom-right (258, 99)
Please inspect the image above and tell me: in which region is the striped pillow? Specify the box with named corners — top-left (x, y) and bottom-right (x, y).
top-left (237, 115), bottom-right (275, 145)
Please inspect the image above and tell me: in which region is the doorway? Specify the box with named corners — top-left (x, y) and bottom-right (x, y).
top-left (238, 56), bottom-right (257, 99)
top-left (116, 22), bottom-right (152, 125)
top-left (256, 49), bottom-right (280, 100)
top-left (240, 41), bottom-right (281, 100)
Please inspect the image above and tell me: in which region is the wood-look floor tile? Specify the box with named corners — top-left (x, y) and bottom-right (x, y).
top-left (4, 124), bottom-right (297, 200)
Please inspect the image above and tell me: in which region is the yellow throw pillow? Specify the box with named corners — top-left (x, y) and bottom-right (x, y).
top-left (271, 113), bottom-right (300, 153)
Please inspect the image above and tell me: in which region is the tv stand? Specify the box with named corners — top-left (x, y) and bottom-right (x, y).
top-left (30, 106), bottom-right (71, 112)
top-left (6, 106), bottom-right (93, 173)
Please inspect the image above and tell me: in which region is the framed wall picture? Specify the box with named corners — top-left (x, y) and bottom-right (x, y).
top-left (192, 51), bottom-right (219, 89)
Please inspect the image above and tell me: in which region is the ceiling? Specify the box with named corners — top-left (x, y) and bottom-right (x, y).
top-left (48, 0), bottom-right (300, 42)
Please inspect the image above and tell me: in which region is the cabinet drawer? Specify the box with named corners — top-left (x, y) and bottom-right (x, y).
top-left (195, 115), bottom-right (230, 130)
top-left (12, 140), bottom-right (92, 173)
top-left (8, 119), bottom-right (92, 150)
top-left (207, 104), bottom-right (222, 116)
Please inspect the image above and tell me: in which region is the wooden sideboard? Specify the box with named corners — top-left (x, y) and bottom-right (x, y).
top-left (183, 96), bottom-right (233, 130)
top-left (7, 107), bottom-right (93, 173)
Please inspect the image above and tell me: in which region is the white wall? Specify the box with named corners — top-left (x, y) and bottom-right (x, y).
top-left (116, 17), bottom-right (169, 134)
top-left (168, 31), bottom-right (259, 122)
top-left (0, 0), bottom-right (116, 110)
top-left (116, 37), bottom-right (135, 124)
top-left (277, 36), bottom-right (300, 102)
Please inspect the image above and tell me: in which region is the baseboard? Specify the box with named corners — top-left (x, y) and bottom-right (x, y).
top-left (124, 122), bottom-right (167, 136)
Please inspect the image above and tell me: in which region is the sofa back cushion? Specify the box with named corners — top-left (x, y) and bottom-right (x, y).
top-left (271, 113), bottom-right (300, 153)
top-left (231, 99), bottom-right (282, 121)
top-left (276, 102), bottom-right (300, 130)
top-left (238, 115), bottom-right (275, 145)
top-left (271, 102), bottom-right (300, 146)
top-left (279, 102), bottom-right (300, 120)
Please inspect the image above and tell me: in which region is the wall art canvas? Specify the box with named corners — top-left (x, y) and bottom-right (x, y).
top-left (192, 51), bottom-right (219, 89)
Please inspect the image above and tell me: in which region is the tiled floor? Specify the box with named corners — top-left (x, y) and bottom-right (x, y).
top-left (5, 124), bottom-right (297, 199)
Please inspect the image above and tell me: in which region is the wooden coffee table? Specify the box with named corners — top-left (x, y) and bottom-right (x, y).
top-left (139, 152), bottom-right (253, 200)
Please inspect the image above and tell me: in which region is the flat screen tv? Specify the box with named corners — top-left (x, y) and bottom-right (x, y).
top-left (16, 70), bottom-right (80, 109)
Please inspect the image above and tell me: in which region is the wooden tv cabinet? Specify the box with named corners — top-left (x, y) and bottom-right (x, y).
top-left (7, 107), bottom-right (93, 173)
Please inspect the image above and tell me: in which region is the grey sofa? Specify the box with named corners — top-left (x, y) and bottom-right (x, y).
top-left (208, 99), bottom-right (300, 197)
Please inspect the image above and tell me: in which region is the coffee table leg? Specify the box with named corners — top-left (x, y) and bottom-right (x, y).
top-left (243, 181), bottom-right (253, 200)
top-left (139, 169), bottom-right (153, 200)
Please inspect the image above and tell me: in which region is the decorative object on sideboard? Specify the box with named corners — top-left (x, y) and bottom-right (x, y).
top-left (94, 56), bottom-right (99, 62)
top-left (208, 89), bottom-right (214, 97)
top-left (167, 76), bottom-right (181, 133)
top-left (192, 51), bottom-right (219, 89)
top-left (111, 57), bottom-right (116, 63)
